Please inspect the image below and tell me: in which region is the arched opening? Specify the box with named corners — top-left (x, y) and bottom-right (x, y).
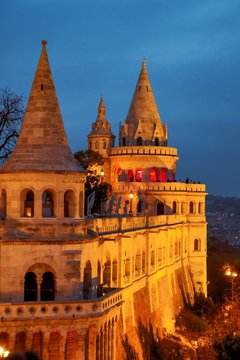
top-left (122, 137), bottom-right (126, 146)
top-left (83, 260), bottom-right (92, 300)
top-left (189, 201), bottom-right (194, 214)
top-left (194, 239), bottom-right (201, 251)
top-left (135, 252), bottom-right (141, 276)
top-left (103, 259), bottom-right (111, 287)
top-left (155, 137), bottom-right (159, 146)
top-left (41, 272), bottom-right (55, 301)
top-left (127, 169), bottom-right (134, 182)
top-left (42, 190), bottom-right (54, 217)
top-left (24, 272), bottom-right (37, 301)
top-left (0, 189), bottom-right (7, 219)
top-left (135, 169), bottom-right (142, 182)
top-left (97, 261), bottom-right (102, 297)
top-left (21, 190), bottom-right (34, 217)
top-left (89, 141), bottom-right (92, 150)
top-left (15, 332), bottom-right (26, 353)
top-left (172, 201), bottom-right (177, 214)
top-left (112, 259), bottom-right (117, 286)
top-left (124, 258), bottom-right (130, 278)
top-left (32, 332), bottom-right (43, 359)
top-left (79, 190), bottom-right (84, 218)
top-left (150, 251), bottom-right (155, 268)
top-left (150, 168), bottom-right (157, 182)
top-left (137, 137), bottom-right (142, 146)
top-left (95, 141), bottom-right (99, 149)
top-left (137, 200), bottom-right (142, 214)
top-left (0, 333), bottom-right (9, 351)
top-left (159, 168), bottom-right (167, 182)
top-left (64, 190), bottom-right (75, 218)
top-left (157, 202), bottom-right (164, 215)
top-left (103, 140), bottom-right (106, 149)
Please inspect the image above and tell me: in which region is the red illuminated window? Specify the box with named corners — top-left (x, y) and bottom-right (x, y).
top-left (135, 169), bottom-right (142, 182)
top-left (150, 168), bottom-right (157, 182)
top-left (159, 168), bottom-right (167, 182)
top-left (127, 169), bottom-right (134, 182)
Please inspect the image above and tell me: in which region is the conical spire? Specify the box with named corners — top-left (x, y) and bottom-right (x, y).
top-left (121, 59), bottom-right (166, 145)
top-left (1, 40), bottom-right (83, 172)
top-left (90, 95), bottom-right (112, 134)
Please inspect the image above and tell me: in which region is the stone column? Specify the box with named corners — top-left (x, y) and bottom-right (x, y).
top-left (34, 191), bottom-right (42, 219)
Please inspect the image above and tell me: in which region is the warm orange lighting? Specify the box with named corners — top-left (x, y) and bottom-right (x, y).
top-left (232, 272), bottom-right (238, 277)
top-left (225, 270), bottom-right (232, 276)
top-left (100, 169), bottom-right (104, 177)
top-left (0, 346), bottom-right (9, 357)
top-left (25, 207), bottom-right (32, 217)
top-left (129, 191), bottom-right (133, 199)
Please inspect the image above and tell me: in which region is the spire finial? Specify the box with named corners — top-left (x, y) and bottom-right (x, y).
top-left (142, 58), bottom-right (146, 68)
top-left (42, 39), bottom-right (47, 47)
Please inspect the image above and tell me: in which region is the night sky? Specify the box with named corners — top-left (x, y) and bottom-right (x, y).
top-left (1, 0), bottom-right (240, 197)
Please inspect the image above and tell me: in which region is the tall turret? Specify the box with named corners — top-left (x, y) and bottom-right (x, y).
top-left (88, 96), bottom-right (115, 158)
top-left (1, 40), bottom-right (83, 172)
top-left (119, 59), bottom-right (167, 146)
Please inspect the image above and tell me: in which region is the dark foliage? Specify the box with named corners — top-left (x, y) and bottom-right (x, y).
top-left (214, 334), bottom-right (240, 360)
top-left (0, 87), bottom-right (25, 162)
top-left (121, 335), bottom-right (139, 360)
top-left (74, 149), bottom-right (111, 214)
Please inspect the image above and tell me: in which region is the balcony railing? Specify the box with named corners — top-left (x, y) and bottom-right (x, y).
top-left (110, 146), bottom-right (178, 157)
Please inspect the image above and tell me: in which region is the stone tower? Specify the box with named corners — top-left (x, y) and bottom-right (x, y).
top-left (119, 59), bottom-right (167, 146)
top-left (0, 40), bottom-right (86, 219)
top-left (88, 96), bottom-right (115, 158)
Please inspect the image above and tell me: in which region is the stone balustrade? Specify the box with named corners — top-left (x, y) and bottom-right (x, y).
top-left (116, 182), bottom-right (206, 193)
top-left (87, 214), bottom-right (186, 235)
top-left (0, 290), bottom-right (123, 321)
top-left (110, 146), bottom-right (178, 157)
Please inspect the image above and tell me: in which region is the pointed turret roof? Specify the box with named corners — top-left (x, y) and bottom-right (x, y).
top-left (1, 40), bottom-right (83, 172)
top-left (122, 59), bottom-right (166, 142)
top-left (89, 96), bottom-right (113, 135)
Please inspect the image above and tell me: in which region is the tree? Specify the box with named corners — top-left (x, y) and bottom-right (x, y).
top-left (0, 87), bottom-right (25, 162)
top-left (74, 149), bottom-right (112, 214)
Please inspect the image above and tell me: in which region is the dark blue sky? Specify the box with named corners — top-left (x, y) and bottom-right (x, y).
top-left (1, 0), bottom-right (240, 196)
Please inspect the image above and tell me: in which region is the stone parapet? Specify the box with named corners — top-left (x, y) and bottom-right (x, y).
top-left (110, 145), bottom-right (177, 157)
top-left (0, 290), bottom-right (122, 320)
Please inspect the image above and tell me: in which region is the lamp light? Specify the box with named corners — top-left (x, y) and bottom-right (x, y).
top-left (0, 346), bottom-right (9, 357)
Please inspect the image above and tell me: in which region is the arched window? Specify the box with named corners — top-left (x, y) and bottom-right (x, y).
top-left (24, 190), bottom-right (34, 217)
top-left (64, 190), bottom-right (75, 218)
top-left (159, 168), bottom-right (167, 182)
top-left (189, 201), bottom-right (194, 214)
top-left (137, 137), bottom-right (142, 146)
top-left (83, 261), bottom-right (92, 300)
top-left (127, 169), bottom-right (134, 182)
top-left (150, 168), bottom-right (157, 182)
top-left (95, 141), bottom-right (99, 149)
top-left (157, 202), bottom-right (164, 215)
top-left (122, 137), bottom-right (126, 146)
top-left (42, 191), bottom-right (54, 217)
top-left (137, 200), bottom-right (142, 213)
top-left (172, 201), bottom-right (177, 214)
top-left (135, 169), bottom-right (142, 182)
top-left (103, 140), bottom-right (106, 149)
top-left (89, 141), bottom-right (92, 150)
top-left (155, 138), bottom-right (159, 146)
top-left (41, 272), bottom-right (55, 301)
top-left (194, 239), bottom-right (201, 251)
top-left (24, 272), bottom-right (37, 301)
top-left (0, 189), bottom-right (7, 219)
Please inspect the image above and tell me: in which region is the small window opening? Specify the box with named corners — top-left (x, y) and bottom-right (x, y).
top-left (41, 84), bottom-right (44, 90)
top-left (138, 86), bottom-right (141, 91)
top-left (146, 86), bottom-right (149, 92)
